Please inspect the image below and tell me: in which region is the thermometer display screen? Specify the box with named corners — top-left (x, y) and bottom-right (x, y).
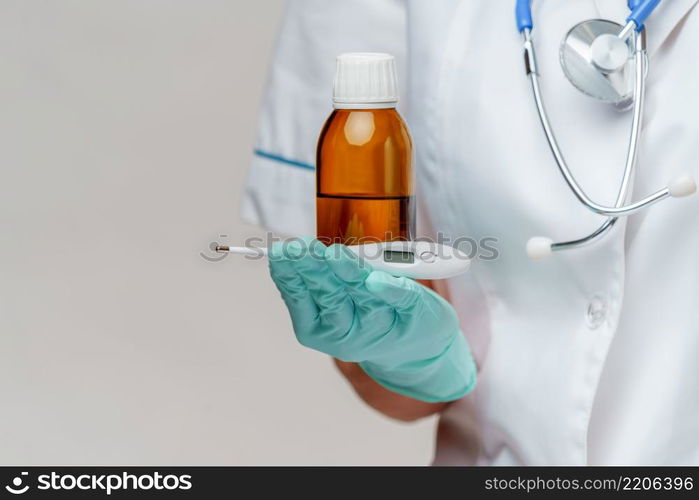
top-left (383, 250), bottom-right (414, 264)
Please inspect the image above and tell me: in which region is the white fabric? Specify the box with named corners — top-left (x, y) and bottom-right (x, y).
top-left (242, 0), bottom-right (699, 465)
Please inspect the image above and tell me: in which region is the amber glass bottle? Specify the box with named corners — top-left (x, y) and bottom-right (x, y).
top-left (316, 53), bottom-right (414, 246)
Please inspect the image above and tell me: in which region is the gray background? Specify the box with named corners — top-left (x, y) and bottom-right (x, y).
top-left (0, 0), bottom-right (435, 464)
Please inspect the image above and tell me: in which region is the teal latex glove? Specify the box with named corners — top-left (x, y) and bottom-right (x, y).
top-left (269, 238), bottom-right (477, 403)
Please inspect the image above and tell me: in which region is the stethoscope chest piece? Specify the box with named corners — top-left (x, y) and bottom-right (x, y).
top-left (560, 19), bottom-right (634, 110)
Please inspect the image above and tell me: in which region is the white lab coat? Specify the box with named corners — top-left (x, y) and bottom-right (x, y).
top-left (242, 0), bottom-right (699, 465)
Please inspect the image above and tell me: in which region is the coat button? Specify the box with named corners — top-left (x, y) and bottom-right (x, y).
top-left (586, 294), bottom-right (608, 330)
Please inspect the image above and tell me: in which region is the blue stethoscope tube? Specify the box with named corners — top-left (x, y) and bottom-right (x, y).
top-left (515, 0), bottom-right (661, 33)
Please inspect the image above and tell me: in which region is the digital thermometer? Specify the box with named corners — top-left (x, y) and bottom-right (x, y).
top-left (216, 241), bottom-right (470, 280)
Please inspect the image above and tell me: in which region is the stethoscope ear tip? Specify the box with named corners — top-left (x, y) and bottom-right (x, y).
top-left (668, 175), bottom-right (697, 198)
top-left (526, 237), bottom-right (554, 261)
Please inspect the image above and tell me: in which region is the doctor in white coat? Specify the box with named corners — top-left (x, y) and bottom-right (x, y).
top-left (242, 0), bottom-right (699, 465)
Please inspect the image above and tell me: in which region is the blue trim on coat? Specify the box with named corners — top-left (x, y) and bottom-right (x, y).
top-left (254, 149), bottom-right (315, 171)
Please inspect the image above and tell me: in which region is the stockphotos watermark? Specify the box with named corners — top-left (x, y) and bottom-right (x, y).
top-left (200, 232), bottom-right (500, 263)
top-left (3, 470), bottom-right (192, 496)
top-left (5, 472), bottom-right (29, 495)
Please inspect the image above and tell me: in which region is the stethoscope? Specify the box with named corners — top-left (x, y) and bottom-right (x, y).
top-left (516, 0), bottom-right (697, 260)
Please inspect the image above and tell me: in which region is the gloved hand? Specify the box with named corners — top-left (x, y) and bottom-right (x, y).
top-left (268, 238), bottom-right (476, 403)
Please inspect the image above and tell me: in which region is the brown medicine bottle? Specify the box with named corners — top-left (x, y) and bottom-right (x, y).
top-left (316, 53), bottom-right (414, 246)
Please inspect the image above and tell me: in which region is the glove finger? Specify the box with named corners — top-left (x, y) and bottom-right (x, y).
top-left (323, 244), bottom-right (370, 283)
top-left (270, 244), bottom-right (356, 345)
top-left (268, 257), bottom-right (319, 332)
top-left (324, 244), bottom-right (383, 308)
top-left (269, 243), bottom-right (306, 291)
top-left (365, 271), bottom-right (422, 312)
top-left (324, 244), bottom-right (395, 337)
top-left (286, 238), bottom-right (351, 310)
top-left (271, 238), bottom-right (354, 330)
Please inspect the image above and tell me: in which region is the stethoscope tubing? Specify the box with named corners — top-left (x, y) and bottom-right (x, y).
top-left (550, 32), bottom-right (646, 252)
top-left (515, 0), bottom-right (662, 33)
top-left (523, 29), bottom-right (662, 218)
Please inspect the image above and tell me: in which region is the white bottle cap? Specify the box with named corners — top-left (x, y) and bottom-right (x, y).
top-left (333, 53), bottom-right (399, 109)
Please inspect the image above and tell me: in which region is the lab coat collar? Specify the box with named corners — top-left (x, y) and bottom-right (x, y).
top-left (594, 0), bottom-right (699, 55)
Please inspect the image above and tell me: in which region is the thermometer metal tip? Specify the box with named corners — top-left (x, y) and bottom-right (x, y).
top-left (216, 245), bottom-right (269, 257)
